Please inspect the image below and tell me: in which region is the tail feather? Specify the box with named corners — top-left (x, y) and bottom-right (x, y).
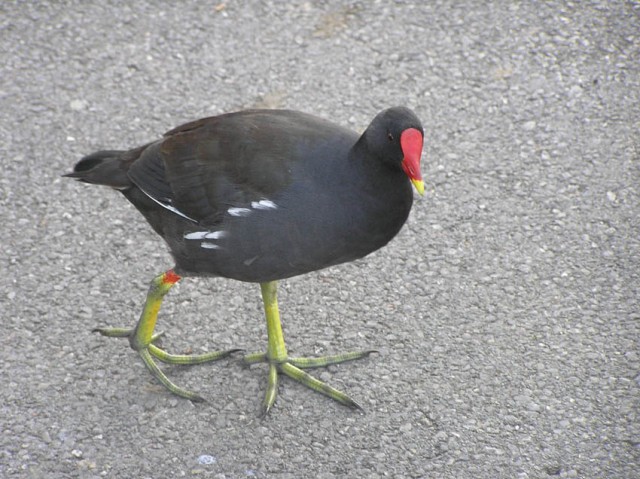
top-left (64, 150), bottom-right (133, 189)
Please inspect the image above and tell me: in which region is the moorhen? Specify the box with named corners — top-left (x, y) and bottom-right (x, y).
top-left (66, 107), bottom-right (424, 414)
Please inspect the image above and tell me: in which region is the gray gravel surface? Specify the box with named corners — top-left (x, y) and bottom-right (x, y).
top-left (2, 1), bottom-right (639, 478)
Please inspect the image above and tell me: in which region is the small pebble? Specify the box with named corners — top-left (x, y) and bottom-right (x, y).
top-left (197, 454), bottom-right (216, 465)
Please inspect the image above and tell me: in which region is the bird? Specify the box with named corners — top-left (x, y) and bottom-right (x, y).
top-left (66, 106), bottom-right (424, 415)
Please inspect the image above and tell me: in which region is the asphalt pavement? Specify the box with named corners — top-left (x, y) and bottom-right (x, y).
top-left (1, 1), bottom-right (638, 478)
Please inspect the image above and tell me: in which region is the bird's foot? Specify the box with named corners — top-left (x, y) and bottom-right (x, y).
top-left (243, 349), bottom-right (376, 415)
top-left (94, 326), bottom-right (241, 402)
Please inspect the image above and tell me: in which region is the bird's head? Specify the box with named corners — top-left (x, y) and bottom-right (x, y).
top-left (365, 107), bottom-right (425, 195)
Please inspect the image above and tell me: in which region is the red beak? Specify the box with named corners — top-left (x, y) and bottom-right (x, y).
top-left (400, 128), bottom-right (424, 195)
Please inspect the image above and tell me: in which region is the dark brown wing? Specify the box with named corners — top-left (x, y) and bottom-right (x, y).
top-left (128, 109), bottom-right (349, 225)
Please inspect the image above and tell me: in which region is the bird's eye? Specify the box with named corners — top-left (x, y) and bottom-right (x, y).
top-left (387, 133), bottom-right (394, 142)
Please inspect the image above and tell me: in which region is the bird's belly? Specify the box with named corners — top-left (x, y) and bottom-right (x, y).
top-left (169, 201), bottom-right (405, 283)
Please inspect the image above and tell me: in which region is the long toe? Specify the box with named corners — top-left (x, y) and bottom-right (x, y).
top-left (288, 350), bottom-right (377, 369)
top-left (93, 325), bottom-right (238, 402)
top-left (138, 349), bottom-right (206, 402)
top-left (280, 362), bottom-right (365, 411)
top-left (149, 345), bottom-right (243, 365)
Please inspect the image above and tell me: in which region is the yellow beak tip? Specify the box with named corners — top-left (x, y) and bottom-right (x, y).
top-left (411, 179), bottom-right (425, 196)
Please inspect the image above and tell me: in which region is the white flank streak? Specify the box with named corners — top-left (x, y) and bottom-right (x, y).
top-left (205, 231), bottom-right (226, 239)
top-left (251, 199), bottom-right (278, 210)
top-left (228, 207), bottom-right (252, 217)
top-left (184, 231), bottom-right (227, 240)
top-left (244, 256), bottom-right (259, 266)
top-left (200, 242), bottom-right (219, 249)
top-left (184, 231), bottom-right (208, 240)
top-left (138, 186), bottom-right (197, 222)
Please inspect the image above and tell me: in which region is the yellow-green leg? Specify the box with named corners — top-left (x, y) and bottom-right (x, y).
top-left (94, 269), bottom-right (240, 402)
top-left (244, 281), bottom-right (375, 415)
